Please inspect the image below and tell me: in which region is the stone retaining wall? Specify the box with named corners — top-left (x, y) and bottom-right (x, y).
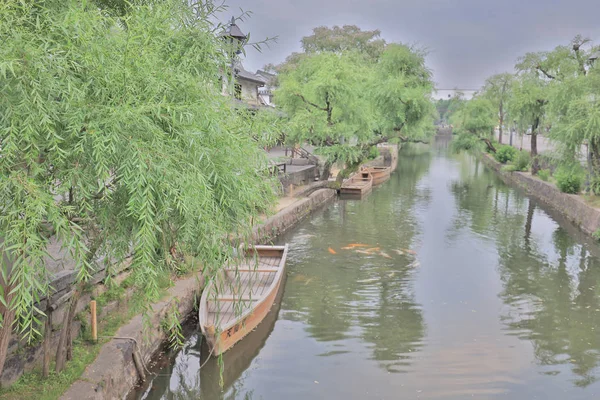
top-left (60, 187), bottom-right (336, 400)
top-left (481, 154), bottom-right (600, 236)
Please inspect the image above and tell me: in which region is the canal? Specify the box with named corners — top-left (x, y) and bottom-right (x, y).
top-left (133, 138), bottom-right (600, 399)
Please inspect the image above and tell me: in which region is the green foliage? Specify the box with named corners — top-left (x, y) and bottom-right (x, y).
top-left (0, 0), bottom-right (276, 345)
top-left (554, 166), bottom-right (585, 194)
top-left (593, 228), bottom-right (600, 241)
top-left (276, 29), bottom-right (435, 165)
top-left (372, 44), bottom-right (436, 141)
top-left (494, 145), bottom-right (518, 164)
top-left (450, 98), bottom-right (496, 137)
top-left (513, 150), bottom-right (531, 171)
top-left (301, 25), bottom-right (386, 61)
top-left (450, 133), bottom-right (483, 153)
top-left (162, 301), bottom-right (184, 351)
top-left (538, 169), bottom-right (551, 181)
top-left (501, 164), bottom-right (519, 172)
top-left (368, 146), bottom-right (380, 160)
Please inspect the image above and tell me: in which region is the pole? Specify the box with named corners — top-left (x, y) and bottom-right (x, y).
top-left (90, 300), bottom-right (97, 343)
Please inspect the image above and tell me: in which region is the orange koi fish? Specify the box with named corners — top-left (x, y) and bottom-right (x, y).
top-left (328, 247), bottom-right (337, 255)
top-left (347, 243), bottom-right (370, 248)
top-left (380, 252), bottom-right (392, 259)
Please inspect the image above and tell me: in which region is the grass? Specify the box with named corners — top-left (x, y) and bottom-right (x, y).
top-left (583, 195), bottom-right (600, 210)
top-left (0, 304), bottom-right (132, 400)
top-left (0, 264), bottom-right (199, 400)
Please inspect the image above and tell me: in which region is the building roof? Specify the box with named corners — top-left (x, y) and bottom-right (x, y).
top-left (236, 68), bottom-right (267, 84)
top-left (221, 17), bottom-right (247, 41)
top-left (232, 61), bottom-right (267, 85)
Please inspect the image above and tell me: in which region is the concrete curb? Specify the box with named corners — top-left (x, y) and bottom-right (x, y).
top-left (60, 187), bottom-right (337, 400)
top-left (481, 153), bottom-right (600, 236)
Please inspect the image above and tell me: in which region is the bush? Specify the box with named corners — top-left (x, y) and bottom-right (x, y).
top-left (501, 164), bottom-right (518, 172)
top-left (513, 150), bottom-right (530, 172)
top-left (554, 166), bottom-right (584, 194)
top-left (451, 133), bottom-right (483, 153)
top-left (494, 145), bottom-right (518, 164)
top-left (368, 146), bottom-right (380, 160)
top-left (538, 169), bottom-right (551, 181)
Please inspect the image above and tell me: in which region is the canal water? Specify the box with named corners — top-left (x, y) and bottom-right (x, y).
top-left (133, 138), bottom-right (600, 399)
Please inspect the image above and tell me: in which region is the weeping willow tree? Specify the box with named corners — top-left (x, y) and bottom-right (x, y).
top-left (372, 43), bottom-right (436, 142)
top-left (275, 51), bottom-right (376, 178)
top-left (449, 98), bottom-right (497, 153)
top-left (275, 26), bottom-right (436, 179)
top-left (0, 0), bottom-right (277, 376)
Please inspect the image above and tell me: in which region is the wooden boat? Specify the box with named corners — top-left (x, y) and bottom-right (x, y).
top-left (340, 171), bottom-right (373, 196)
top-left (198, 269), bottom-right (287, 396)
top-left (364, 166), bottom-right (391, 186)
top-left (199, 244), bottom-right (289, 357)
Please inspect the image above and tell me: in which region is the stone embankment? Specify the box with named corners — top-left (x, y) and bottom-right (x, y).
top-left (481, 154), bottom-right (600, 236)
top-left (60, 185), bottom-right (336, 400)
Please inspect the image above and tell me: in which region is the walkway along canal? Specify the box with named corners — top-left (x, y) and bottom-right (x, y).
top-left (132, 138), bottom-right (600, 399)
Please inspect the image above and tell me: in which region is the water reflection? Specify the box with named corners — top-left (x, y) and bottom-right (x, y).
top-left (451, 152), bottom-right (600, 389)
top-left (134, 140), bottom-right (600, 400)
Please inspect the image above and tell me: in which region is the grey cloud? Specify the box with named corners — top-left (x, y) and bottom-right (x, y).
top-left (220, 0), bottom-right (600, 90)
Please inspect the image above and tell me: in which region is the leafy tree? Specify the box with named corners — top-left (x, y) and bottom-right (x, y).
top-left (0, 0), bottom-right (276, 376)
top-left (275, 52), bottom-right (375, 177)
top-left (450, 98), bottom-right (497, 153)
top-left (301, 25), bottom-right (386, 60)
top-left (545, 37), bottom-right (600, 192)
top-left (481, 73), bottom-right (514, 144)
top-left (276, 27), bottom-right (436, 177)
top-left (372, 44), bottom-right (436, 142)
top-left (512, 35), bottom-right (597, 175)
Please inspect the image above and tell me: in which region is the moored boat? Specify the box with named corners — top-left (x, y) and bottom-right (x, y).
top-left (340, 171), bottom-right (373, 196)
top-left (364, 166), bottom-right (391, 186)
top-left (199, 244), bottom-right (289, 356)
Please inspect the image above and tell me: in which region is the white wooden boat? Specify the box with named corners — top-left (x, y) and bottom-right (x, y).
top-left (199, 245), bottom-right (289, 356)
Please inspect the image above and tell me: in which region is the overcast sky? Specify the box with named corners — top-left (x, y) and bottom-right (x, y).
top-left (218, 0), bottom-right (600, 93)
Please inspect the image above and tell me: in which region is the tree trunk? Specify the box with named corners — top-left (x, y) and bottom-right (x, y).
top-left (320, 161), bottom-right (331, 181)
top-left (589, 139), bottom-right (600, 194)
top-left (43, 307), bottom-right (53, 378)
top-left (0, 286), bottom-right (16, 379)
top-left (530, 118), bottom-right (540, 175)
top-left (55, 287), bottom-right (82, 373)
top-left (524, 199), bottom-right (535, 251)
top-left (481, 138), bottom-right (497, 153)
top-left (498, 103), bottom-right (504, 144)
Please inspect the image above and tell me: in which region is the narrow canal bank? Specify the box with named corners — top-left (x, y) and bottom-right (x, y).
top-left (133, 138), bottom-right (600, 400)
top-left (59, 187), bottom-right (336, 400)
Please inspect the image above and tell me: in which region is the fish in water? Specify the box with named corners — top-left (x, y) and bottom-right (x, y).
top-left (328, 247), bottom-right (337, 255)
top-left (380, 252), bottom-right (392, 259)
top-left (355, 249), bottom-right (371, 255)
top-left (341, 246), bottom-right (354, 250)
top-left (293, 274), bottom-right (310, 283)
top-left (401, 248), bottom-right (417, 255)
top-left (347, 243), bottom-right (370, 248)
top-left (365, 247), bottom-right (381, 253)
top-left (393, 249), bottom-right (404, 256)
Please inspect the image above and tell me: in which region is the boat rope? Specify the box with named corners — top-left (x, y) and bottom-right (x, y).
top-left (198, 334), bottom-right (215, 370)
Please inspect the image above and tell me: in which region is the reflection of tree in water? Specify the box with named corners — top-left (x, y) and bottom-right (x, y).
top-left (280, 144), bottom-right (430, 371)
top-left (499, 224), bottom-right (600, 387)
top-left (448, 155), bottom-right (600, 387)
top-left (357, 262), bottom-right (424, 373)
